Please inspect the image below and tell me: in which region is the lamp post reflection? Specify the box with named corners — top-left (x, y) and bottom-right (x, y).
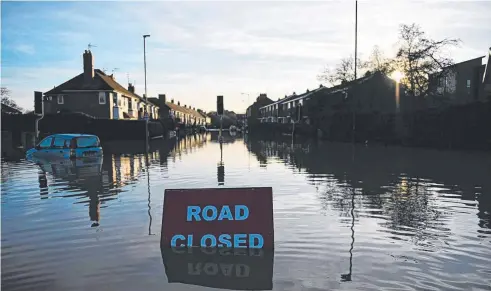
top-left (145, 138), bottom-right (153, 235)
top-left (217, 137), bottom-right (225, 186)
top-left (341, 187), bottom-right (356, 282)
top-left (38, 170), bottom-right (48, 198)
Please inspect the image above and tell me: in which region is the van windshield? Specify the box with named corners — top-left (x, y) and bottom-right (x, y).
top-left (75, 136), bottom-right (100, 148)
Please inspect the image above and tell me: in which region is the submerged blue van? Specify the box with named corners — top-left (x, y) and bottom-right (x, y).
top-left (26, 134), bottom-right (103, 160)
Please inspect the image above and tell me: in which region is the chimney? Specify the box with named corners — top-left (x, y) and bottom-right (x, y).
top-left (171, 99), bottom-right (174, 103)
top-left (128, 83), bottom-right (135, 93)
top-left (110, 74), bottom-right (115, 80)
top-left (158, 94), bottom-right (166, 105)
top-left (193, 107), bottom-right (196, 111)
top-left (178, 101), bottom-right (180, 106)
top-left (83, 50), bottom-right (94, 83)
top-left (306, 89), bottom-right (310, 93)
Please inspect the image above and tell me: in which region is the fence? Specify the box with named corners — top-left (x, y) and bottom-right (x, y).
top-left (1, 113), bottom-right (166, 142)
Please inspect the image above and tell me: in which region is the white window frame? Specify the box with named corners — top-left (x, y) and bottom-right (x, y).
top-left (57, 95), bottom-right (64, 104)
top-left (99, 92), bottom-right (106, 105)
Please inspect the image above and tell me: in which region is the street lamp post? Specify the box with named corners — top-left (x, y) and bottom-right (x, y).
top-left (143, 34), bottom-right (150, 142)
top-left (143, 34), bottom-right (150, 108)
top-left (352, 0), bottom-right (358, 144)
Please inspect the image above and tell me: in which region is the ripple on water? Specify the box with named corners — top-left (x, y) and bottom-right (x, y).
top-left (2, 138), bottom-right (491, 291)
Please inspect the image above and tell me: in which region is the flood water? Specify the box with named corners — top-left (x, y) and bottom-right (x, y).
top-left (2, 132), bottom-right (491, 291)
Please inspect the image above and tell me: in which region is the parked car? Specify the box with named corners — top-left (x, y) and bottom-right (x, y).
top-left (26, 134), bottom-right (103, 160)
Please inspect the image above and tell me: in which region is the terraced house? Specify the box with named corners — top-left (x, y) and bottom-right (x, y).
top-left (258, 72), bottom-right (416, 125)
top-left (149, 97), bottom-right (207, 126)
top-left (258, 85), bottom-right (328, 124)
top-left (44, 50), bottom-right (158, 120)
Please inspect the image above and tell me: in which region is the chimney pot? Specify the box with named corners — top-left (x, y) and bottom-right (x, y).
top-left (178, 101), bottom-right (180, 106)
top-left (128, 83), bottom-right (135, 93)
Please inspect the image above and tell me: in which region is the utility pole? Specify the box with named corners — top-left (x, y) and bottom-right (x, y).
top-left (143, 34), bottom-right (150, 142)
top-left (352, 0), bottom-right (358, 144)
top-left (143, 34), bottom-right (150, 104)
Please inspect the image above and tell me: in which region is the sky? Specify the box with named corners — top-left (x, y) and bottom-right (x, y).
top-left (1, 1), bottom-right (490, 113)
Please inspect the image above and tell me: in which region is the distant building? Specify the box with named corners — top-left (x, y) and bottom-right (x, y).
top-left (1, 103), bottom-right (22, 115)
top-left (246, 93), bottom-right (273, 126)
top-left (428, 54), bottom-right (489, 107)
top-left (44, 50), bottom-right (159, 120)
top-left (258, 72), bottom-right (413, 124)
top-left (150, 97), bottom-right (207, 126)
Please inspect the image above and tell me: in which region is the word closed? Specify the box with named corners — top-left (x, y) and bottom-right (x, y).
top-left (161, 187), bottom-right (274, 249)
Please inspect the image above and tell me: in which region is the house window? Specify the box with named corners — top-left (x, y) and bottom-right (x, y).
top-left (57, 95), bottom-right (64, 104)
top-left (99, 92), bottom-right (106, 104)
top-left (467, 79), bottom-right (471, 94)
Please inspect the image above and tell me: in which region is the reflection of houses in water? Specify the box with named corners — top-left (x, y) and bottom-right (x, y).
top-left (170, 133), bottom-right (210, 161)
top-left (249, 136), bottom-right (491, 234)
top-left (33, 137), bottom-right (214, 228)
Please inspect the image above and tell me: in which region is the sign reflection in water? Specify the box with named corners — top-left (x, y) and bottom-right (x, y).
top-left (161, 247), bottom-right (274, 290)
top-left (3, 131), bottom-right (490, 290)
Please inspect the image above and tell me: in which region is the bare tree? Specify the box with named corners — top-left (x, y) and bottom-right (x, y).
top-left (1, 87), bottom-right (24, 112)
top-left (317, 55), bottom-right (366, 86)
top-left (365, 45), bottom-right (395, 75)
top-left (395, 23), bottom-right (460, 97)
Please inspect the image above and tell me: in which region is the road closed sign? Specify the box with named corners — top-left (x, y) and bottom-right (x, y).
top-left (161, 187), bottom-right (274, 249)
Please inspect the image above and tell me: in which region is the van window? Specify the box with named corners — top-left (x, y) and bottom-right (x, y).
top-left (76, 136), bottom-right (100, 148)
top-left (53, 137), bottom-right (69, 148)
top-left (38, 137), bottom-right (53, 149)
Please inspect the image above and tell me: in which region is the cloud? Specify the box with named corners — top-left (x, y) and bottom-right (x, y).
top-left (2, 1), bottom-right (490, 113)
top-left (13, 44), bottom-right (35, 55)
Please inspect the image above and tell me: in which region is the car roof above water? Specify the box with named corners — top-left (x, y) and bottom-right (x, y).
top-left (47, 133), bottom-right (99, 139)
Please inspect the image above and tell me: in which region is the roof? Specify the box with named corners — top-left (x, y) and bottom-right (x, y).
top-left (435, 56), bottom-right (486, 71)
top-left (260, 86), bottom-right (328, 110)
top-left (259, 72), bottom-right (389, 110)
top-left (147, 97), bottom-right (160, 107)
top-left (45, 69), bottom-right (144, 101)
top-left (166, 102), bottom-right (204, 119)
top-left (483, 47), bottom-right (491, 84)
top-left (46, 133), bottom-right (99, 138)
top-left (1, 103), bottom-right (22, 114)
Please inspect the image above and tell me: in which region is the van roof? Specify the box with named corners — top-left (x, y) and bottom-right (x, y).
top-left (48, 134), bottom-right (99, 138)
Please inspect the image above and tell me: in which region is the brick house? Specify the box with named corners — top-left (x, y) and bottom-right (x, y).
top-left (44, 50), bottom-right (158, 120)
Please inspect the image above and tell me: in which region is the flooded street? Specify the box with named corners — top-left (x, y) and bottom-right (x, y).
top-left (2, 132), bottom-right (491, 291)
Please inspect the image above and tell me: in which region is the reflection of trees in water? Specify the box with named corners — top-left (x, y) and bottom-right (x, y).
top-left (378, 177), bottom-right (449, 246)
top-left (248, 136), bottom-right (490, 240)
